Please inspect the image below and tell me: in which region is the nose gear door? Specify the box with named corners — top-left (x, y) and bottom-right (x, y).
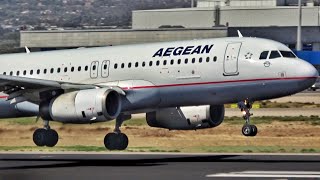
top-left (224, 42), bottom-right (241, 76)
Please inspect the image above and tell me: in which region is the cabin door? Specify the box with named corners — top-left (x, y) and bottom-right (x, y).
top-left (90, 61), bottom-right (99, 79)
top-left (224, 42), bottom-right (241, 76)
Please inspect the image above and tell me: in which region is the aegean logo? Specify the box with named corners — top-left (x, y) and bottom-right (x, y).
top-left (152, 45), bottom-right (214, 57)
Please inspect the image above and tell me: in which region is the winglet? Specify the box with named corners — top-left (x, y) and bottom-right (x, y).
top-left (237, 30), bottom-right (243, 38)
top-left (25, 46), bottom-right (30, 54)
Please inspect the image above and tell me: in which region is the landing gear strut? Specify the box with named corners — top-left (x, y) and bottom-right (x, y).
top-left (33, 120), bottom-right (59, 147)
top-left (104, 114), bottom-right (130, 150)
top-left (238, 99), bottom-right (258, 137)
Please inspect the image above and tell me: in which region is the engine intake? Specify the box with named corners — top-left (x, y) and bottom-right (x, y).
top-left (146, 105), bottom-right (224, 130)
top-left (40, 88), bottom-right (122, 123)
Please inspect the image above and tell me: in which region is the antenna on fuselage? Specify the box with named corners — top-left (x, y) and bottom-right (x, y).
top-left (25, 46), bottom-right (31, 54)
top-left (237, 30), bottom-right (243, 38)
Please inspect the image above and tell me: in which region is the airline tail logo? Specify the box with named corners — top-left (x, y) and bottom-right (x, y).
top-left (152, 44), bottom-right (214, 57)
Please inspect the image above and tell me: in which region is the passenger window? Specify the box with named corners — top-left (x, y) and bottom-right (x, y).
top-left (3, 72), bottom-right (6, 75)
top-left (30, 70), bottom-right (33, 75)
top-left (142, 62), bottom-right (146, 67)
top-left (149, 61), bottom-right (153, 67)
top-left (121, 63), bottom-right (125, 69)
top-left (269, 51), bottom-right (281, 59)
top-left (71, 67), bottom-right (75, 72)
top-left (178, 59), bottom-right (181, 64)
top-left (259, 51), bottom-right (269, 60)
top-left (10, 71), bottom-right (13, 76)
top-left (171, 59), bottom-right (174, 65)
top-left (44, 69), bottom-right (47, 74)
top-left (51, 68), bottom-right (54, 73)
top-left (92, 65), bottom-right (96, 71)
top-left (78, 66), bottom-right (81, 71)
top-left (57, 68), bottom-right (61, 73)
top-left (64, 67), bottom-right (68, 72)
top-left (206, 57), bottom-right (210, 62)
top-left (16, 71), bottom-right (20, 76)
top-left (192, 58), bottom-right (195, 63)
top-left (23, 70), bottom-right (26, 75)
top-left (114, 64), bottom-right (118, 69)
top-left (185, 58), bottom-right (188, 64)
top-left (135, 62), bottom-right (139, 67)
top-left (213, 56), bottom-right (217, 62)
top-left (128, 62), bottom-right (132, 68)
top-left (156, 61), bottom-right (160, 66)
top-left (37, 69), bottom-right (40, 74)
top-left (85, 66), bottom-right (88, 71)
top-left (199, 57), bottom-right (203, 63)
top-left (163, 60), bottom-right (167, 66)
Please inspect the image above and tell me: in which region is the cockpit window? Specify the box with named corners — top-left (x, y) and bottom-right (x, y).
top-left (269, 50), bottom-right (281, 59)
top-left (280, 51), bottom-right (296, 58)
top-left (259, 51), bottom-right (269, 60)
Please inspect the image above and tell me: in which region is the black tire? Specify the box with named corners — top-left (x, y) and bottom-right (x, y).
top-left (33, 129), bottom-right (47, 147)
top-left (46, 129), bottom-right (59, 147)
top-left (117, 133), bottom-right (129, 150)
top-left (242, 125), bottom-right (252, 136)
top-left (104, 133), bottom-right (116, 150)
top-left (250, 125), bottom-right (258, 136)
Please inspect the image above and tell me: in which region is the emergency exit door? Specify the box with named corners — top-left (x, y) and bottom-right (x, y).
top-left (90, 61), bottom-right (99, 79)
top-left (224, 42), bottom-right (241, 76)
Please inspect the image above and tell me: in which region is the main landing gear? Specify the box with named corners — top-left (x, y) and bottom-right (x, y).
top-left (104, 114), bottom-right (130, 150)
top-left (238, 100), bottom-right (258, 137)
top-left (33, 120), bottom-right (59, 147)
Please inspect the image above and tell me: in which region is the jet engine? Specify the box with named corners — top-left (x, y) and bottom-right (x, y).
top-left (40, 88), bottom-right (122, 124)
top-left (146, 105), bottom-right (224, 130)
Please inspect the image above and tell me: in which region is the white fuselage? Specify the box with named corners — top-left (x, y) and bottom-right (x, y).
top-left (0, 37), bottom-right (317, 115)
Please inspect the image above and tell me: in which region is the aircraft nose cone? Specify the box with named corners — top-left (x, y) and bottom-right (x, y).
top-left (297, 59), bottom-right (318, 89)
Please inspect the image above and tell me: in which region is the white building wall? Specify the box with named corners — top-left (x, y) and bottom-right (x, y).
top-left (132, 9), bottom-right (215, 29)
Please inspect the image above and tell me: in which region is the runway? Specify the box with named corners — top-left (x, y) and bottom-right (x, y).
top-left (0, 153), bottom-right (320, 180)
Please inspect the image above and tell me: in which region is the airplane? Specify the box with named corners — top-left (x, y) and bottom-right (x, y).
top-left (0, 36), bottom-right (317, 150)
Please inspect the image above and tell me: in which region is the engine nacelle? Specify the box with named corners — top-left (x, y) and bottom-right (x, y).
top-left (40, 88), bottom-right (121, 124)
top-left (146, 105), bottom-right (224, 130)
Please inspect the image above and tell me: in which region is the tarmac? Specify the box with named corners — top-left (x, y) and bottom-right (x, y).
top-left (0, 153), bottom-right (319, 180)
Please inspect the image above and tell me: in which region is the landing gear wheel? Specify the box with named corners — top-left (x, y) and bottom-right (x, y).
top-left (33, 128), bottom-right (59, 147)
top-left (46, 129), bottom-right (59, 147)
top-left (250, 125), bottom-right (258, 137)
top-left (104, 133), bottom-right (129, 151)
top-left (33, 128), bottom-right (47, 147)
top-left (242, 125), bottom-right (253, 136)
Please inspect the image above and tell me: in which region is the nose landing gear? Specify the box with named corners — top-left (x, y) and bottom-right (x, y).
top-left (238, 100), bottom-right (258, 137)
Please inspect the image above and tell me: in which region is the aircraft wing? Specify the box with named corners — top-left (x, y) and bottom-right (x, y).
top-left (0, 75), bottom-right (125, 104)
